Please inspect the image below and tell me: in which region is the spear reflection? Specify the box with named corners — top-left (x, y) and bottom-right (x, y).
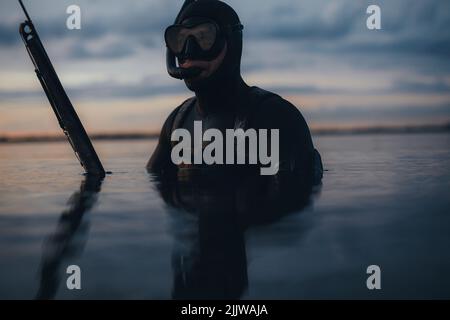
top-left (36, 175), bottom-right (103, 299)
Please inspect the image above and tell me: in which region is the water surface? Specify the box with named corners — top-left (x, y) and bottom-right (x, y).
top-left (0, 133), bottom-right (449, 299)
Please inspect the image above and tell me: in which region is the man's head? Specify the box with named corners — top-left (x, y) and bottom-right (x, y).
top-left (165, 0), bottom-right (243, 92)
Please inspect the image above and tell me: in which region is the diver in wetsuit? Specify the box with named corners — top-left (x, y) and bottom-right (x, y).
top-left (147, 0), bottom-right (323, 186)
top-left (156, 162), bottom-right (315, 299)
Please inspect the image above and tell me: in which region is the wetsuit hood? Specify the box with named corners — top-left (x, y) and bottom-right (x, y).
top-left (174, 0), bottom-right (243, 93)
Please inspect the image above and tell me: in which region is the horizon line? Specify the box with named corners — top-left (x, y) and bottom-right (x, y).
top-left (1, 122), bottom-right (449, 144)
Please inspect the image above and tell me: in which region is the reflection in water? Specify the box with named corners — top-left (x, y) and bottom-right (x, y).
top-left (36, 175), bottom-right (103, 300)
top-left (152, 170), bottom-right (320, 299)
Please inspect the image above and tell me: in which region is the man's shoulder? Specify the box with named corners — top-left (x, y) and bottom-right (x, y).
top-left (165, 97), bottom-right (196, 125)
top-left (249, 86), bottom-right (307, 127)
top-left (159, 96), bottom-right (196, 139)
top-left (172, 96), bottom-right (196, 116)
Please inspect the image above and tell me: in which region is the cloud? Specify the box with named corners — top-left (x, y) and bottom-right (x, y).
top-left (67, 80), bottom-right (185, 99)
top-left (0, 23), bottom-right (18, 45)
top-left (1, 0), bottom-right (450, 130)
top-left (0, 77), bottom-right (186, 101)
top-left (304, 103), bottom-right (450, 123)
top-left (1, 0), bottom-right (175, 46)
top-left (240, 0), bottom-right (450, 58)
top-left (3, 0), bottom-right (449, 54)
top-left (391, 79), bottom-right (450, 94)
top-left (246, 1), bottom-right (363, 41)
top-left (66, 39), bottom-right (136, 60)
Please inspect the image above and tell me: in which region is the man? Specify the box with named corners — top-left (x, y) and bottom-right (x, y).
top-left (147, 0), bottom-right (322, 186)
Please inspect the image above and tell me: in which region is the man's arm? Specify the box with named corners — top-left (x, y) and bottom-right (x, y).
top-left (251, 95), bottom-right (315, 183)
top-left (146, 106), bottom-right (181, 174)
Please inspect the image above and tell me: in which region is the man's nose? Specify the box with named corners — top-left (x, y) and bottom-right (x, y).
top-left (182, 36), bottom-right (201, 59)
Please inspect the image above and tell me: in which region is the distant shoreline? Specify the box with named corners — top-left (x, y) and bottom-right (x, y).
top-left (1, 123), bottom-right (449, 144)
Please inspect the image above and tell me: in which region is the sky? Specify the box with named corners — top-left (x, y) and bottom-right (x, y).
top-left (0, 0), bottom-right (449, 135)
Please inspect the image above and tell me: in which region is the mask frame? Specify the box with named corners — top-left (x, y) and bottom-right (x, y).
top-left (165, 19), bottom-right (243, 62)
top-left (165, 0), bottom-right (244, 80)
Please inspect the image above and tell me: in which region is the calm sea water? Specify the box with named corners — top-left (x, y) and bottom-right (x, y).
top-left (0, 133), bottom-right (449, 299)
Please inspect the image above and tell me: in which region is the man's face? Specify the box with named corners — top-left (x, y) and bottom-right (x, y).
top-left (180, 42), bottom-right (227, 84)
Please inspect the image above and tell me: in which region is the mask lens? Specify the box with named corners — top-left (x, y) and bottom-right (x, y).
top-left (165, 23), bottom-right (217, 54)
top-left (190, 23), bottom-right (217, 51)
top-left (165, 26), bottom-right (187, 54)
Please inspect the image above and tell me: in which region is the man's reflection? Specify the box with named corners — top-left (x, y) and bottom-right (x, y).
top-left (36, 175), bottom-right (103, 300)
top-left (152, 169), bottom-right (319, 299)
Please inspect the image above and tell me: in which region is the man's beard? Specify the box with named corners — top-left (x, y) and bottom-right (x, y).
top-left (184, 76), bottom-right (214, 92)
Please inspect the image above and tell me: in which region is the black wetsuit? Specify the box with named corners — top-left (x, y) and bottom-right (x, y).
top-left (147, 82), bottom-right (320, 184)
top-left (151, 88), bottom-right (320, 298)
top-left (147, 0), bottom-right (322, 186)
